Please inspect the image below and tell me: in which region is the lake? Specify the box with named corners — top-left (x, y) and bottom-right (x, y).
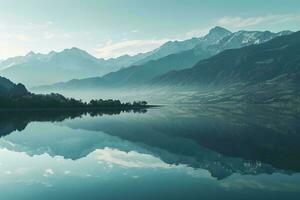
top-left (0, 105), bottom-right (300, 200)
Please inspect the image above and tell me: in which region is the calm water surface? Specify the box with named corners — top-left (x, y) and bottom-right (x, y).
top-left (0, 105), bottom-right (300, 200)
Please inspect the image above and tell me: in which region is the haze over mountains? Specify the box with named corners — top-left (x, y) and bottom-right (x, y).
top-left (0, 47), bottom-right (146, 86)
top-left (153, 31), bottom-right (300, 104)
top-left (1, 27), bottom-right (300, 181)
top-left (1, 26), bottom-right (299, 106)
top-left (33, 27), bottom-right (293, 91)
top-left (0, 26), bottom-right (292, 88)
top-left (154, 31), bottom-right (300, 87)
top-left (0, 27), bottom-right (230, 87)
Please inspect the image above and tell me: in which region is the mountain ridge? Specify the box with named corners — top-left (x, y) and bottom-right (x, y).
top-left (1, 27), bottom-right (229, 87)
top-left (34, 27), bottom-right (293, 91)
top-left (150, 31), bottom-right (300, 104)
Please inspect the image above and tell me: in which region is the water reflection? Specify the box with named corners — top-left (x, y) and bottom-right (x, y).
top-left (0, 108), bottom-right (147, 137)
top-left (0, 105), bottom-right (299, 180)
top-left (0, 105), bottom-right (300, 199)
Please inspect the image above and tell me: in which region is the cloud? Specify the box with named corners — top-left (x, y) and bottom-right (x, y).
top-left (5, 170), bottom-right (12, 175)
top-left (15, 34), bottom-right (31, 41)
top-left (95, 147), bottom-right (173, 168)
top-left (43, 168), bottom-right (54, 177)
top-left (0, 44), bottom-right (27, 60)
top-left (0, 24), bottom-right (6, 30)
top-left (185, 27), bottom-right (210, 38)
top-left (95, 38), bottom-right (168, 58)
top-left (0, 32), bottom-right (12, 39)
top-left (64, 170), bottom-right (71, 175)
top-left (45, 21), bottom-right (54, 26)
top-left (44, 32), bottom-right (54, 39)
top-left (63, 33), bottom-right (71, 38)
top-left (218, 14), bottom-right (300, 28)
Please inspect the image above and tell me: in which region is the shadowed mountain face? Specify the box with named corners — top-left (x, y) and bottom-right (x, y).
top-left (154, 31), bottom-right (300, 86)
top-left (132, 26), bottom-right (232, 65)
top-left (0, 105), bottom-right (299, 180)
top-left (0, 76), bottom-right (28, 97)
top-left (151, 31), bottom-right (300, 104)
top-left (34, 27), bottom-right (292, 91)
top-left (0, 76), bottom-right (16, 92)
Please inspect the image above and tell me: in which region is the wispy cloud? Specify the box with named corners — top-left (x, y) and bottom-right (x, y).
top-left (0, 21), bottom-right (59, 59)
top-left (43, 32), bottom-right (54, 40)
top-left (95, 13), bottom-right (300, 58)
top-left (95, 147), bottom-right (173, 168)
top-left (63, 33), bottom-right (71, 39)
top-left (218, 14), bottom-right (300, 28)
top-left (0, 43), bottom-right (27, 60)
top-left (45, 21), bottom-right (54, 26)
top-left (15, 34), bottom-right (31, 42)
top-left (185, 27), bottom-right (210, 38)
top-left (95, 38), bottom-right (168, 58)
top-left (43, 168), bottom-right (55, 177)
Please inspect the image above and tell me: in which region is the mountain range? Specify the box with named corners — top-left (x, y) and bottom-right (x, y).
top-left (0, 48), bottom-right (139, 86)
top-left (151, 31), bottom-right (300, 105)
top-left (35, 27), bottom-right (293, 90)
top-left (0, 27), bottom-right (231, 87)
top-left (1, 26), bottom-right (298, 106)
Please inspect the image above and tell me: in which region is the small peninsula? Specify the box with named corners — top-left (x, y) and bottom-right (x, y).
top-left (0, 76), bottom-right (151, 110)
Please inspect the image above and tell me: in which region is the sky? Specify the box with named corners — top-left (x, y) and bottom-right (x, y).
top-left (0, 0), bottom-right (300, 60)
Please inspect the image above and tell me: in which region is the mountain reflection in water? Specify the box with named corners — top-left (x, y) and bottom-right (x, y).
top-left (0, 105), bottom-right (299, 180)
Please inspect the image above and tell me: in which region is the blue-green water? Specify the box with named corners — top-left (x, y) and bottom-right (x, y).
top-left (0, 105), bottom-right (300, 199)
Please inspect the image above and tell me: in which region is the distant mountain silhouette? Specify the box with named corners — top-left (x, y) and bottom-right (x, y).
top-left (0, 27), bottom-right (229, 87)
top-left (35, 27), bottom-right (292, 90)
top-left (0, 48), bottom-right (122, 86)
top-left (0, 47), bottom-right (155, 87)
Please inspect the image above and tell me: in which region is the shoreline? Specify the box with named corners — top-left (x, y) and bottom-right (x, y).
top-left (0, 105), bottom-right (160, 112)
